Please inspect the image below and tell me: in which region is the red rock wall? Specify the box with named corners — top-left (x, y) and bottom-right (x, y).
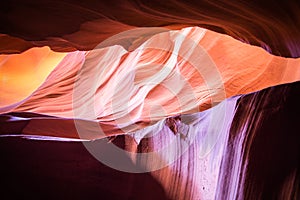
top-left (0, 82), bottom-right (299, 199)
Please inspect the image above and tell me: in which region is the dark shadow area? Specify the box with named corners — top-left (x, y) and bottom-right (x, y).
top-left (0, 136), bottom-right (169, 200)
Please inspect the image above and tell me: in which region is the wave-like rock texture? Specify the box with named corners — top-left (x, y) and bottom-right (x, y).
top-left (1, 27), bottom-right (300, 139)
top-left (1, 81), bottom-right (299, 199)
top-left (1, 0), bottom-right (300, 57)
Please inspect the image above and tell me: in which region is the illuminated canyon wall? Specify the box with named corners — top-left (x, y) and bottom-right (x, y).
top-left (0, 1), bottom-right (299, 199)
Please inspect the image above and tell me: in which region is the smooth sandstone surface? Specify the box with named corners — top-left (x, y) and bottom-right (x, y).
top-left (1, 27), bottom-right (300, 139)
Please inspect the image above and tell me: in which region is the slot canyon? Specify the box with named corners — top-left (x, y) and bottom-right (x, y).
top-left (0, 1), bottom-right (299, 199)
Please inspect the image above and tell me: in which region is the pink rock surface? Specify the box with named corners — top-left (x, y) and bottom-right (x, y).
top-left (1, 27), bottom-right (300, 139)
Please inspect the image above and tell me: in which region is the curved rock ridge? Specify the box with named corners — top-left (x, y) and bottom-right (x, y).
top-left (1, 27), bottom-right (300, 139)
top-left (1, 0), bottom-right (300, 57)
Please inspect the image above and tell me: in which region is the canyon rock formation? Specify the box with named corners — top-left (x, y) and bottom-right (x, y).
top-left (0, 1), bottom-right (299, 199)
